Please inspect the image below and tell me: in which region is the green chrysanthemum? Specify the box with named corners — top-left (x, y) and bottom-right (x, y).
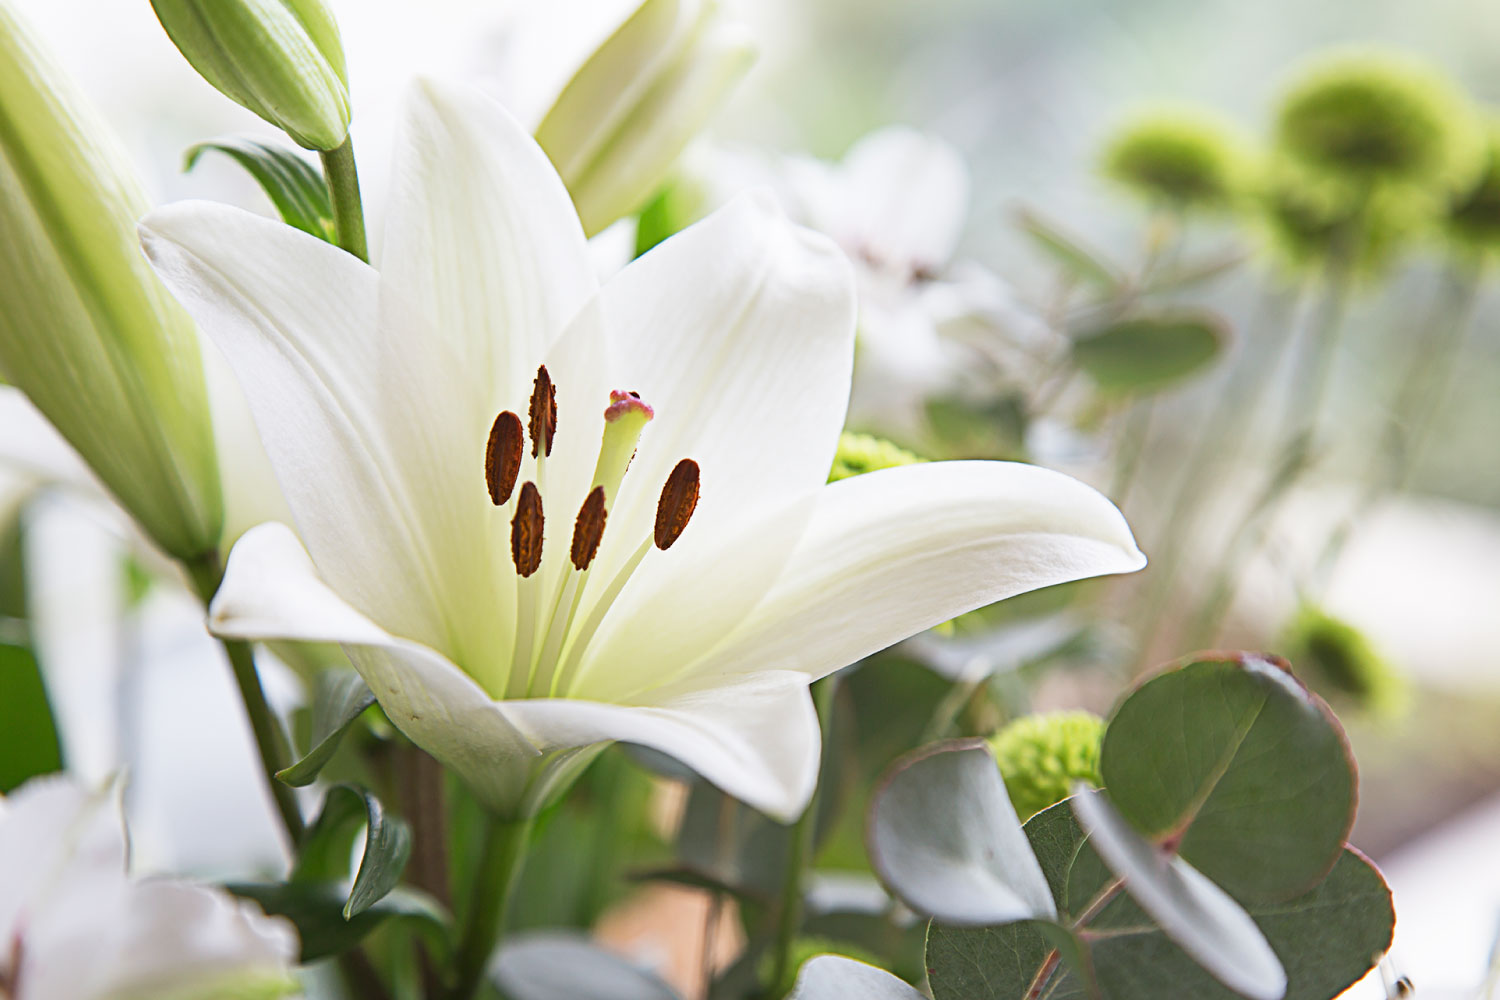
top-left (1101, 106), bottom-right (1253, 211)
top-left (1257, 161), bottom-right (1415, 274)
top-left (1446, 124), bottom-right (1500, 251)
top-left (1274, 48), bottom-right (1480, 194)
top-left (828, 432), bottom-right (926, 482)
top-left (1281, 603), bottom-right (1407, 717)
top-left (988, 710), bottom-right (1105, 820)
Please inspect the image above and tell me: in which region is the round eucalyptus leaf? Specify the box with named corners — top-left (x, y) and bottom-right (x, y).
top-left (1071, 313), bottom-right (1225, 395)
top-left (789, 956), bottom-right (925, 1000)
top-left (490, 932), bottom-right (681, 1000)
top-left (1071, 788), bottom-right (1286, 1000)
top-left (1100, 653), bottom-right (1355, 900)
top-left (868, 740), bottom-right (1055, 925)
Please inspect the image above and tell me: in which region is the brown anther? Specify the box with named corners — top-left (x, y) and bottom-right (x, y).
top-left (570, 486), bottom-right (608, 571)
top-left (510, 482), bottom-right (544, 577)
top-left (654, 459), bottom-right (700, 550)
top-left (484, 411), bottom-right (524, 505)
top-left (528, 365), bottom-right (557, 458)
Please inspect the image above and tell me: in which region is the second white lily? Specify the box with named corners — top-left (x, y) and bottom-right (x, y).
top-left (140, 78), bottom-right (1144, 821)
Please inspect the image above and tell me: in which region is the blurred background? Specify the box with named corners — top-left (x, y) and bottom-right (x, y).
top-left (7, 0), bottom-right (1500, 995)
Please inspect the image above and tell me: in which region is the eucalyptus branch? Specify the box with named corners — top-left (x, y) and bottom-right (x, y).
top-left (320, 136), bottom-right (369, 262)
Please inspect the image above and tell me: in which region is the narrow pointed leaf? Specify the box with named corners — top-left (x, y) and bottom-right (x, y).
top-left (186, 137), bottom-right (336, 242)
top-left (1016, 207), bottom-right (1121, 289)
top-left (292, 784), bottom-right (411, 919)
top-left (276, 669), bottom-right (375, 786)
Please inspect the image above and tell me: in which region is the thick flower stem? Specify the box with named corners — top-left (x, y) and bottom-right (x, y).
top-left (446, 813), bottom-right (535, 1000)
top-left (320, 137), bottom-right (369, 263)
top-left (766, 676), bottom-right (837, 996)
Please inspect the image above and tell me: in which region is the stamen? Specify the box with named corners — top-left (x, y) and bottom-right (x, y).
top-left (510, 481), bottom-right (544, 577)
top-left (571, 486), bottom-right (608, 571)
top-left (484, 411), bottom-right (524, 505)
top-left (655, 459), bottom-right (700, 550)
top-left (528, 366), bottom-right (557, 458)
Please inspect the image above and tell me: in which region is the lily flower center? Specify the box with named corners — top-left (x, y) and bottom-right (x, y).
top-left (482, 366), bottom-right (700, 700)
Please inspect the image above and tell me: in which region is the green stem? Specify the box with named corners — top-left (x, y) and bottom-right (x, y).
top-left (185, 557), bottom-right (305, 843)
top-left (1108, 399), bottom-right (1155, 509)
top-left (320, 137), bottom-right (369, 262)
top-left (767, 677), bottom-right (837, 996)
top-left (446, 813), bottom-right (535, 1000)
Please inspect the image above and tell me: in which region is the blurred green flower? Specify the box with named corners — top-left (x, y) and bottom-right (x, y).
top-left (1101, 105), bottom-right (1252, 211)
top-left (1281, 604), bottom-right (1407, 717)
top-left (0, 0), bottom-right (223, 561)
top-left (828, 432), bottom-right (926, 482)
top-left (1274, 47), bottom-right (1480, 195)
top-left (988, 710), bottom-right (1105, 820)
top-left (1256, 161), bottom-right (1414, 275)
top-left (150, 0), bottom-right (350, 151)
top-left (1446, 123), bottom-right (1500, 252)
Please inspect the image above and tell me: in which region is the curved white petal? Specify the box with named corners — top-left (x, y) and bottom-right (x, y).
top-left (584, 461), bottom-right (1144, 697)
top-left (503, 669), bottom-right (820, 821)
top-left (141, 200), bottom-right (471, 658)
top-left (573, 191), bottom-right (856, 602)
top-left (208, 523), bottom-right (536, 787)
top-left (381, 77), bottom-right (596, 413)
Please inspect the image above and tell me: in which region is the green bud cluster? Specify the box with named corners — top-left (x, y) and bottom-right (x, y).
top-left (988, 710), bottom-right (1105, 820)
top-left (1281, 604), bottom-right (1407, 717)
top-left (1101, 106), bottom-right (1251, 212)
top-left (828, 432), bottom-right (926, 483)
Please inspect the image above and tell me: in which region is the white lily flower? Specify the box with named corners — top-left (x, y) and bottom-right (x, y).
top-left (784, 126), bottom-right (1060, 436)
top-left (139, 78), bottom-right (1143, 820)
top-left (0, 776), bottom-right (298, 1000)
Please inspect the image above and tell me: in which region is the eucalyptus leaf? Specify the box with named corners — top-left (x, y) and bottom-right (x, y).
top-left (867, 740), bottom-right (1055, 925)
top-left (293, 784), bottom-right (411, 919)
top-left (227, 880), bottom-right (444, 962)
top-left (184, 137), bottom-right (335, 241)
top-left (1071, 313), bottom-right (1225, 395)
top-left (490, 931), bottom-right (681, 1000)
top-left (1016, 208), bottom-right (1122, 289)
top-left (277, 669), bottom-right (375, 786)
top-left (1100, 653), bottom-right (1355, 900)
top-left (788, 955), bottom-right (925, 1000)
top-left (1071, 787), bottom-right (1285, 1000)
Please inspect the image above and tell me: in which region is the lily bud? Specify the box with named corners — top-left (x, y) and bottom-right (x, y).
top-left (0, 1), bottom-right (223, 560)
top-left (150, 0), bottom-right (350, 151)
top-left (508, 0), bottom-right (755, 236)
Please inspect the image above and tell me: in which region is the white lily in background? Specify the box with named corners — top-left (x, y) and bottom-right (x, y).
top-left (490, 0), bottom-right (755, 237)
top-left (140, 78), bottom-right (1143, 820)
top-left (0, 776), bottom-right (297, 1000)
top-left (784, 126), bottom-right (1061, 437)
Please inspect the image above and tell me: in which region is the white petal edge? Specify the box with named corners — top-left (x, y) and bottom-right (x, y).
top-left (502, 669), bottom-right (820, 822)
top-left (1071, 788), bottom-right (1287, 1000)
top-left (789, 956), bottom-right (926, 1000)
top-left (582, 460), bottom-right (1145, 699)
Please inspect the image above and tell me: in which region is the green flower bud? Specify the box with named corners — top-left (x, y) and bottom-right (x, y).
top-left (1257, 160), bottom-right (1414, 276)
top-left (1274, 47), bottom-right (1480, 194)
top-left (1101, 105), bottom-right (1252, 212)
top-left (1281, 604), bottom-right (1407, 717)
top-left (532, 0), bottom-right (755, 236)
top-left (150, 0), bottom-right (350, 151)
top-left (1446, 123), bottom-right (1500, 252)
top-left (0, 1), bottom-right (223, 560)
top-left (988, 710), bottom-right (1105, 820)
top-left (828, 432), bottom-right (926, 483)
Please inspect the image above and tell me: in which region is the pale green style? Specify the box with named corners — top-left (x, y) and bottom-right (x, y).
top-left (150, 0), bottom-right (350, 151)
top-left (0, 0), bottom-right (222, 561)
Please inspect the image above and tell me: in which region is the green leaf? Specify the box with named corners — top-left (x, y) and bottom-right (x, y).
top-left (227, 880), bottom-right (445, 962)
top-left (277, 669), bottom-right (375, 786)
top-left (294, 784), bottom-right (412, 919)
top-left (185, 137), bottom-right (335, 241)
top-left (927, 803), bottom-right (1393, 1000)
top-left (1071, 313), bottom-right (1225, 396)
top-left (1016, 208), bottom-right (1122, 290)
top-left (0, 641), bottom-right (63, 792)
top-left (1100, 653), bottom-right (1355, 900)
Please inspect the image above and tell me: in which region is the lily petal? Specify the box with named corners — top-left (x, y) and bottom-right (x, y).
top-left (584, 460), bottom-right (1144, 698)
top-left (381, 77), bottom-right (597, 414)
top-left (208, 523), bottom-right (537, 787)
top-left (503, 669), bottom-right (820, 821)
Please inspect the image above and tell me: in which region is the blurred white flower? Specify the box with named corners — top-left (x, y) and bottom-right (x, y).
top-left (141, 78), bottom-right (1143, 821)
top-left (0, 776), bottom-right (297, 1000)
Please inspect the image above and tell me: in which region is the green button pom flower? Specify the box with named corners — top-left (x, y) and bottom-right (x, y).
top-left (1101, 105), bottom-right (1253, 212)
top-left (827, 432), bottom-right (926, 483)
top-left (988, 710), bottom-right (1105, 820)
top-left (1281, 604), bottom-right (1407, 717)
top-left (1446, 123), bottom-right (1500, 253)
